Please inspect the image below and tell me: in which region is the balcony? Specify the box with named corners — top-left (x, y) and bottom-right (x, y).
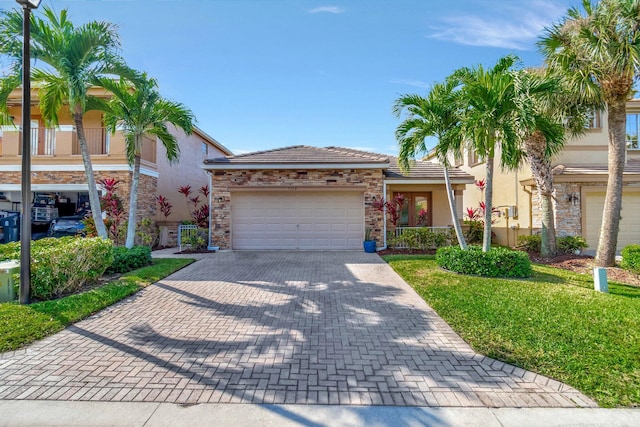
top-left (0, 126), bottom-right (114, 158)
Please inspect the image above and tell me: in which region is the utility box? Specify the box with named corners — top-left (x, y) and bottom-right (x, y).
top-left (0, 260), bottom-right (19, 302)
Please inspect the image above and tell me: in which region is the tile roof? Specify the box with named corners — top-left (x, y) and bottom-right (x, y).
top-left (385, 157), bottom-right (475, 181)
top-left (204, 145), bottom-right (388, 165)
top-left (552, 160), bottom-right (640, 176)
top-left (204, 145), bottom-right (475, 181)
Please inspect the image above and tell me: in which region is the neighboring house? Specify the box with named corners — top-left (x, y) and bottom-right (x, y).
top-left (0, 87), bottom-right (230, 244)
top-left (203, 145), bottom-right (474, 250)
top-left (450, 100), bottom-right (640, 250)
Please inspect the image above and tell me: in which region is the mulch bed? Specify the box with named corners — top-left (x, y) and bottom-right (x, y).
top-left (377, 248), bottom-right (640, 287)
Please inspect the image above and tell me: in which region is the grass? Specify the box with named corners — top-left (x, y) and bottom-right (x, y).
top-left (0, 258), bottom-right (194, 353)
top-left (383, 255), bottom-right (640, 408)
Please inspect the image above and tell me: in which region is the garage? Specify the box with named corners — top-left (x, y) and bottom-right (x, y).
top-left (231, 191), bottom-right (364, 250)
top-left (584, 190), bottom-right (640, 249)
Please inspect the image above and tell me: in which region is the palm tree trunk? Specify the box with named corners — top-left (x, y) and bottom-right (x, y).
top-left (74, 109), bottom-right (108, 239)
top-left (482, 156), bottom-right (494, 252)
top-left (444, 167), bottom-right (467, 250)
top-left (525, 132), bottom-right (556, 257)
top-left (596, 96), bottom-right (627, 267)
top-left (125, 149), bottom-right (141, 249)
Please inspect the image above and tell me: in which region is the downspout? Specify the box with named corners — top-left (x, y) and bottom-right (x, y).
top-left (207, 171), bottom-right (219, 251)
top-left (522, 185), bottom-right (533, 236)
top-left (379, 180), bottom-right (388, 250)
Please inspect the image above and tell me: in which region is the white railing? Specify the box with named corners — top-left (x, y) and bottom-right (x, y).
top-left (392, 226), bottom-right (453, 249)
top-left (178, 224), bottom-right (199, 252)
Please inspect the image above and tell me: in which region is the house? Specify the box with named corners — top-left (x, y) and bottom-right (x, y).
top-left (451, 100), bottom-right (640, 251)
top-left (0, 87), bottom-right (231, 244)
top-left (203, 145), bottom-right (474, 250)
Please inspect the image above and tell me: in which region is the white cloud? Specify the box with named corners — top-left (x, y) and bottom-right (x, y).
top-left (390, 79), bottom-right (431, 89)
top-left (428, 0), bottom-right (566, 50)
top-left (308, 6), bottom-right (344, 14)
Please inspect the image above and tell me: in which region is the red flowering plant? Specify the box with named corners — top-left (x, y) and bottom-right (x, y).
top-left (178, 184), bottom-right (211, 228)
top-left (83, 178), bottom-right (126, 244)
top-left (157, 195), bottom-right (173, 218)
top-left (373, 193), bottom-right (406, 239)
top-left (417, 208), bottom-right (429, 226)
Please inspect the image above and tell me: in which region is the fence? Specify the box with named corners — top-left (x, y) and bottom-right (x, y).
top-left (178, 224), bottom-right (199, 252)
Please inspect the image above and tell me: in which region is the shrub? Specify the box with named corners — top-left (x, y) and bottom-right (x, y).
top-left (0, 237), bottom-right (114, 301)
top-left (390, 228), bottom-right (455, 251)
top-left (557, 235), bottom-right (588, 254)
top-left (516, 235), bottom-right (541, 253)
top-left (621, 244), bottom-right (640, 274)
top-left (436, 245), bottom-right (532, 278)
top-left (106, 245), bottom-right (152, 274)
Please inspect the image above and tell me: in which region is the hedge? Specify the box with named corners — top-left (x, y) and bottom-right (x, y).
top-left (436, 245), bottom-right (532, 278)
top-left (621, 244), bottom-right (640, 274)
top-left (106, 246), bottom-right (152, 274)
top-left (0, 237), bottom-right (113, 301)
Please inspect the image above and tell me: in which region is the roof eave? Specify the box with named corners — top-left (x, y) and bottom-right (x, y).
top-left (202, 162), bottom-right (389, 170)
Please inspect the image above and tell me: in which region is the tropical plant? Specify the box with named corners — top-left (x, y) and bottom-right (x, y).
top-left (0, 6), bottom-right (132, 239)
top-left (92, 73), bottom-right (195, 248)
top-left (539, 0), bottom-right (640, 266)
top-left (450, 55), bottom-right (523, 252)
top-left (393, 80), bottom-right (468, 250)
top-left (98, 178), bottom-right (126, 245)
top-left (178, 185), bottom-right (210, 228)
top-left (511, 67), bottom-right (592, 257)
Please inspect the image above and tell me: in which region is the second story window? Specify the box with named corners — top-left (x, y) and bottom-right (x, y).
top-left (627, 113), bottom-right (639, 150)
top-left (469, 149), bottom-right (481, 166)
top-left (201, 142), bottom-right (208, 156)
top-left (586, 111), bottom-right (601, 129)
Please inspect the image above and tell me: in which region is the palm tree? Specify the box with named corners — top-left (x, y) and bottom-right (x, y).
top-left (539, 0), bottom-right (640, 266)
top-left (393, 80), bottom-right (468, 250)
top-left (512, 68), bottom-right (592, 257)
top-left (452, 55), bottom-right (523, 252)
top-left (92, 73), bottom-right (195, 248)
top-left (0, 6), bottom-right (132, 239)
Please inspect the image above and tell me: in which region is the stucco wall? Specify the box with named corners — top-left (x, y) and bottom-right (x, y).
top-left (155, 124), bottom-right (229, 223)
top-left (209, 168), bottom-right (385, 250)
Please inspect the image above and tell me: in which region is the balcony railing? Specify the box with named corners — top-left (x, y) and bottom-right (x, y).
top-left (16, 128), bottom-right (56, 155)
top-left (72, 128), bottom-right (108, 155)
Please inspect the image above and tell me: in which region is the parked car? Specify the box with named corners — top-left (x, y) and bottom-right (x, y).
top-left (48, 216), bottom-right (85, 238)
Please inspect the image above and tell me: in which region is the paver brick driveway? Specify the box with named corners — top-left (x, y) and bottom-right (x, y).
top-left (0, 252), bottom-right (595, 407)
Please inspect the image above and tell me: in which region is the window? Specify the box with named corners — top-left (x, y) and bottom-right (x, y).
top-left (201, 142), bottom-right (208, 156)
top-left (627, 113), bottom-right (639, 150)
top-left (469, 149), bottom-right (481, 166)
top-left (394, 192), bottom-right (432, 227)
top-left (586, 111), bottom-right (601, 129)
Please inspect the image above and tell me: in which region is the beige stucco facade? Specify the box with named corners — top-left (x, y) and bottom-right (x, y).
top-left (451, 100), bottom-right (640, 250)
top-left (0, 87), bottom-right (228, 244)
top-left (155, 125), bottom-right (230, 222)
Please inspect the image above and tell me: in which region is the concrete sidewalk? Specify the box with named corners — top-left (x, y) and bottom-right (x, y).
top-left (0, 401), bottom-right (638, 427)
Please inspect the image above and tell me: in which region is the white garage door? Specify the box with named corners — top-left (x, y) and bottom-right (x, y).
top-left (585, 190), bottom-right (640, 250)
top-left (232, 191), bottom-right (364, 250)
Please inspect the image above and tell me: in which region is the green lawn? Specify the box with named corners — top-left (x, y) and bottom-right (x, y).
top-left (384, 255), bottom-right (640, 408)
top-left (0, 258), bottom-right (194, 353)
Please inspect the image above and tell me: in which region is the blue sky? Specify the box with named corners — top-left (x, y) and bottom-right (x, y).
top-left (0, 0), bottom-right (576, 156)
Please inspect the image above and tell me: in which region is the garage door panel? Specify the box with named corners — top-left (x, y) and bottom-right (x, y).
top-left (232, 191), bottom-right (363, 250)
top-left (585, 191), bottom-right (640, 249)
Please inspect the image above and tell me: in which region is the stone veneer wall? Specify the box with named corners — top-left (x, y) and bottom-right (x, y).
top-left (531, 182), bottom-right (595, 237)
top-left (209, 168), bottom-right (385, 250)
top-left (0, 170), bottom-right (157, 227)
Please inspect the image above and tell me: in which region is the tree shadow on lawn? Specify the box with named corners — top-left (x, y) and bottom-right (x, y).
top-left (531, 268), bottom-right (640, 299)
